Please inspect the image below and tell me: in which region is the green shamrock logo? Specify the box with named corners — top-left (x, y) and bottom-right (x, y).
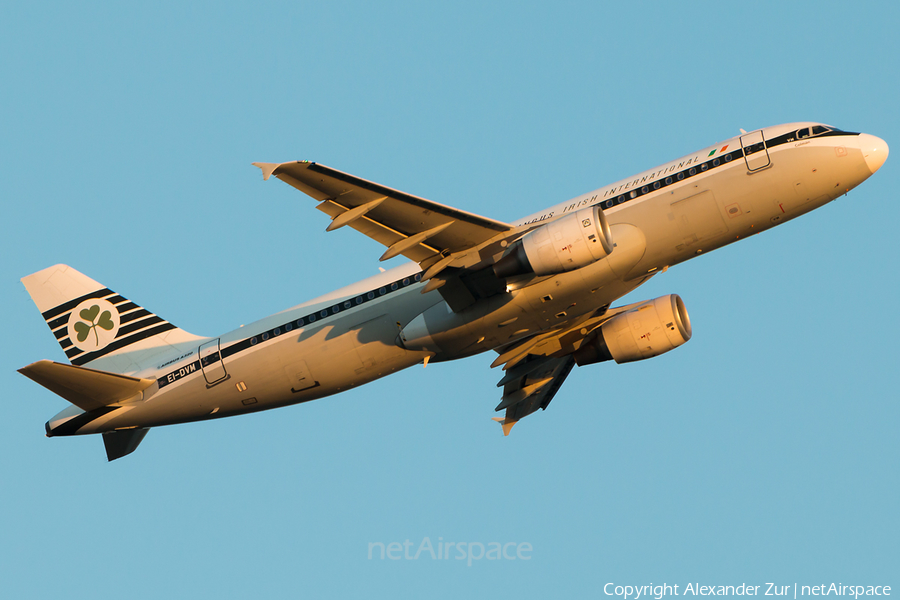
top-left (73, 304), bottom-right (115, 347)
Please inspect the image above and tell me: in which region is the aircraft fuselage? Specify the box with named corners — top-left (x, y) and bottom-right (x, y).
top-left (42, 122), bottom-right (887, 438)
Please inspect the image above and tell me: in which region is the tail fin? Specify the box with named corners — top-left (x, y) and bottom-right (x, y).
top-left (22, 264), bottom-right (201, 374)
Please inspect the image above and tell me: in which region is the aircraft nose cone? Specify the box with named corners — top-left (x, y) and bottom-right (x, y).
top-left (858, 133), bottom-right (889, 174)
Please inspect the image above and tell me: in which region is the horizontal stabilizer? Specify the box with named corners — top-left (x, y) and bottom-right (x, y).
top-left (18, 360), bottom-right (155, 412)
top-left (103, 428), bottom-right (149, 461)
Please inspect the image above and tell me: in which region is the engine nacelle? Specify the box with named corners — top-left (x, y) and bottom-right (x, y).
top-left (494, 205), bottom-right (614, 278)
top-left (574, 294), bottom-right (692, 365)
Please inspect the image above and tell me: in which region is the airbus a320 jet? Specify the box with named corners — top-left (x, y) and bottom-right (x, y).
top-left (19, 123), bottom-right (888, 460)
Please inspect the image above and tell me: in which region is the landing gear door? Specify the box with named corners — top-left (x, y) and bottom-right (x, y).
top-left (741, 130), bottom-right (771, 172)
top-left (199, 338), bottom-right (227, 385)
top-left (285, 360), bottom-right (317, 393)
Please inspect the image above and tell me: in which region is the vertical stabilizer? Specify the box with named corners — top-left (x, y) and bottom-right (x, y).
top-left (22, 264), bottom-right (202, 374)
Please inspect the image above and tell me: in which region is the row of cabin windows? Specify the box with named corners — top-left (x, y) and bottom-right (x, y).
top-left (603, 126), bottom-right (842, 209)
top-left (249, 273), bottom-right (422, 346)
top-left (603, 153), bottom-right (734, 208)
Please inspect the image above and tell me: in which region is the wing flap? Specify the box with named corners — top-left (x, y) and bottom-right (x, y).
top-left (493, 355), bottom-right (576, 435)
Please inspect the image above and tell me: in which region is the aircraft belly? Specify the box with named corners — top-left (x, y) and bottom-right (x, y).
top-left (272, 293), bottom-right (434, 398)
top-left (348, 314), bottom-right (415, 375)
top-left (88, 375), bottom-right (228, 430)
top-left (93, 290), bottom-right (437, 430)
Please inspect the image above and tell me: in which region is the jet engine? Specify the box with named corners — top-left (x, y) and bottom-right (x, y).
top-left (494, 205), bottom-right (615, 278)
top-left (574, 294), bottom-right (692, 365)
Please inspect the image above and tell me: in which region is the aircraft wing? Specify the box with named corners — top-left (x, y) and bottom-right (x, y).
top-left (488, 297), bottom-right (658, 434)
top-left (253, 161), bottom-right (514, 267)
top-left (489, 297), bottom-right (655, 372)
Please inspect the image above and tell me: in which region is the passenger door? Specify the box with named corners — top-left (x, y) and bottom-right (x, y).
top-left (199, 338), bottom-right (227, 385)
top-left (740, 130), bottom-right (771, 171)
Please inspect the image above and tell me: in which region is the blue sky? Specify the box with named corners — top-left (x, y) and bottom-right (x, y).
top-left (2, 2), bottom-right (898, 598)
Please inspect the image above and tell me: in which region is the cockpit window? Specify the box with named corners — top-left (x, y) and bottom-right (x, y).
top-left (796, 125), bottom-right (836, 140)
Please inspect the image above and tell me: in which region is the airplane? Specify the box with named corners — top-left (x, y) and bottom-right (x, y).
top-left (18, 122), bottom-right (888, 461)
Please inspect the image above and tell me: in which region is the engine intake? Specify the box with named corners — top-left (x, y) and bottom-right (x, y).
top-left (494, 205), bottom-right (614, 278)
top-left (574, 294), bottom-right (692, 365)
